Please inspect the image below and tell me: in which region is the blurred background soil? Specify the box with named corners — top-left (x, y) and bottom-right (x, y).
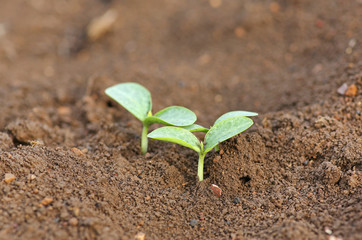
top-left (0, 0), bottom-right (361, 239)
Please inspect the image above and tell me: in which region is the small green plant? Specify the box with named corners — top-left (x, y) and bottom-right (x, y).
top-left (180, 111), bottom-right (258, 151)
top-left (105, 82), bottom-right (197, 154)
top-left (148, 114), bottom-right (257, 181)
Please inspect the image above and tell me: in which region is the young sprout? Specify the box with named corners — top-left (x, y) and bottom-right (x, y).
top-left (105, 82), bottom-right (197, 154)
top-left (181, 111), bottom-right (258, 151)
top-left (148, 116), bottom-right (255, 181)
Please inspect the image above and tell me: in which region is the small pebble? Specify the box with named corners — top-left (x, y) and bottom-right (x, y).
top-left (28, 174), bottom-right (37, 180)
top-left (269, 2), bottom-right (280, 13)
top-left (315, 19), bottom-right (324, 28)
top-left (337, 83), bottom-right (348, 95)
top-left (348, 38), bottom-right (356, 48)
top-left (69, 217), bottom-right (78, 226)
top-left (71, 148), bottom-right (84, 156)
top-left (57, 106), bottom-right (71, 116)
top-left (345, 47), bottom-right (352, 55)
top-left (345, 84), bottom-right (357, 97)
top-left (73, 207), bottom-right (80, 217)
top-left (4, 173), bottom-right (16, 183)
top-left (328, 236), bottom-right (343, 240)
top-left (134, 232), bottom-right (145, 240)
top-left (233, 197), bottom-right (241, 204)
top-left (215, 94), bottom-right (223, 103)
top-left (87, 9), bottom-right (118, 41)
top-left (190, 219), bottom-right (198, 227)
top-left (30, 140), bottom-right (44, 147)
top-left (41, 197), bottom-right (53, 206)
top-left (211, 184), bottom-right (222, 197)
top-left (209, 0), bottom-right (222, 8)
top-left (325, 227), bottom-right (333, 235)
top-left (303, 160), bottom-right (309, 166)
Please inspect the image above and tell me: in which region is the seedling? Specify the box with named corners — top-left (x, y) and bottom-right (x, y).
top-left (148, 116), bottom-right (255, 181)
top-left (105, 82), bottom-right (197, 154)
top-left (181, 111), bottom-right (258, 151)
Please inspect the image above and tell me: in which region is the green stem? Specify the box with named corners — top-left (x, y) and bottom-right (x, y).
top-left (214, 144), bottom-right (220, 152)
top-left (141, 123), bottom-right (150, 155)
top-left (198, 153), bottom-right (206, 181)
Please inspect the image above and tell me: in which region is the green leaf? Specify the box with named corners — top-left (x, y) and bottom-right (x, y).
top-left (144, 106), bottom-right (197, 126)
top-left (180, 124), bottom-right (209, 133)
top-left (148, 127), bottom-right (201, 153)
top-left (204, 116), bottom-right (253, 153)
top-left (105, 82), bottom-right (152, 121)
top-left (214, 111), bottom-right (258, 125)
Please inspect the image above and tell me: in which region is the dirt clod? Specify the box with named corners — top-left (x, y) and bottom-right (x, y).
top-left (0, 132), bottom-right (14, 149)
top-left (317, 162), bottom-right (342, 185)
top-left (6, 120), bottom-right (49, 143)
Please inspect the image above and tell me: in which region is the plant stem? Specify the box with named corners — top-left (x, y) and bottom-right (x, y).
top-left (214, 144), bottom-right (219, 152)
top-left (141, 123), bottom-right (150, 155)
top-left (198, 153), bottom-right (206, 181)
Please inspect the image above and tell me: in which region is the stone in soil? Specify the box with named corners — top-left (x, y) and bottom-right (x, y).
top-left (134, 232), bottom-right (145, 240)
top-left (190, 219), bottom-right (198, 227)
top-left (41, 197), bottom-right (53, 206)
top-left (345, 84), bottom-right (357, 97)
top-left (211, 184), bottom-right (222, 197)
top-left (4, 173), bottom-right (16, 183)
top-left (69, 217), bottom-right (78, 226)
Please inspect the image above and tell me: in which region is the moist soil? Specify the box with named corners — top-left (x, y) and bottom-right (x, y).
top-left (0, 0), bottom-right (361, 239)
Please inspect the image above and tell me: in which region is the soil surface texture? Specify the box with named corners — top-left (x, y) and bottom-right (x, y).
top-left (0, 0), bottom-right (361, 239)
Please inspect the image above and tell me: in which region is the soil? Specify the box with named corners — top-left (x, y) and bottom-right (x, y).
top-left (0, 0), bottom-right (361, 239)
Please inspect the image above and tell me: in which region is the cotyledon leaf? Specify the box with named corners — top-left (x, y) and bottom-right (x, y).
top-left (148, 126), bottom-right (201, 153)
top-left (105, 82), bottom-right (152, 121)
top-left (144, 106), bottom-right (197, 126)
top-left (204, 116), bottom-right (253, 154)
top-left (214, 111), bottom-right (258, 125)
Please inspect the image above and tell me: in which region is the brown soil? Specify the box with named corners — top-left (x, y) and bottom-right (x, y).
top-left (0, 0), bottom-right (361, 239)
